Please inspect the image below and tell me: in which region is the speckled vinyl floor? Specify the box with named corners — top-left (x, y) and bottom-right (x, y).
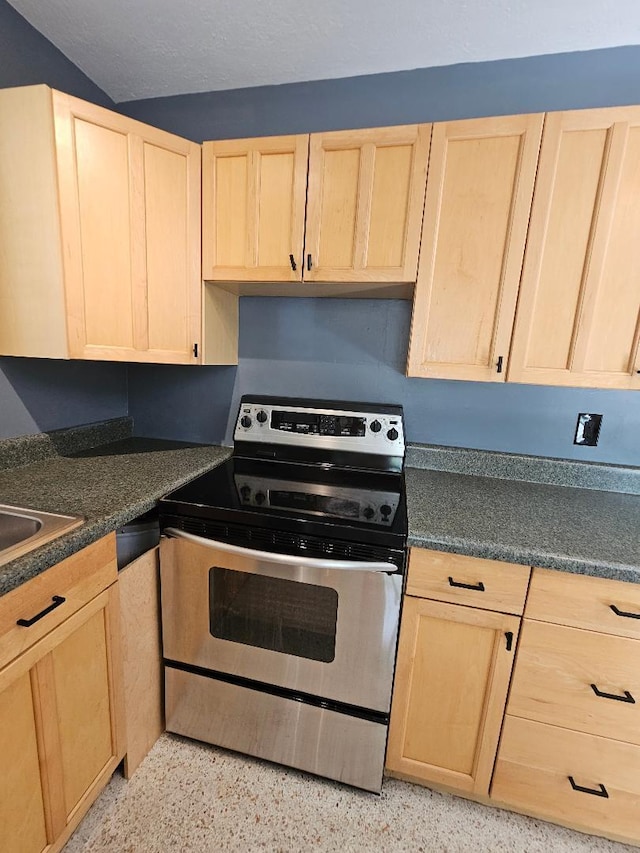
top-left (63, 734), bottom-right (634, 853)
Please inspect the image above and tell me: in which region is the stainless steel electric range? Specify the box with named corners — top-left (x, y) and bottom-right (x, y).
top-left (158, 396), bottom-right (407, 792)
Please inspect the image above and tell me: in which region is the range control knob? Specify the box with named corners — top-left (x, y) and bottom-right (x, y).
top-left (256, 410), bottom-right (268, 423)
top-left (239, 485), bottom-right (251, 501)
top-left (362, 506), bottom-right (375, 520)
top-left (240, 415), bottom-right (252, 429)
top-left (380, 504), bottom-right (392, 517)
top-left (255, 492), bottom-right (266, 506)
top-left (369, 419), bottom-right (382, 433)
top-left (387, 427), bottom-right (399, 441)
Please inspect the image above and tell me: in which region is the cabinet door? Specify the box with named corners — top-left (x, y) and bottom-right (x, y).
top-left (508, 107), bottom-right (640, 389)
top-left (119, 547), bottom-right (164, 778)
top-left (202, 136), bottom-right (308, 282)
top-left (304, 125), bottom-right (430, 282)
top-left (0, 670), bottom-right (48, 853)
top-left (386, 597), bottom-right (519, 795)
top-left (0, 584), bottom-right (124, 852)
top-left (43, 587), bottom-right (125, 827)
top-left (53, 91), bottom-right (202, 364)
top-left (407, 114), bottom-right (543, 380)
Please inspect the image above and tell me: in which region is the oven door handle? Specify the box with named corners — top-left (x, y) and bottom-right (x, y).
top-left (164, 528), bottom-right (397, 573)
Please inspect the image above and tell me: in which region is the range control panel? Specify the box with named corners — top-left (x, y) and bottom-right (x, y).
top-left (234, 397), bottom-right (405, 458)
top-left (234, 475), bottom-right (400, 526)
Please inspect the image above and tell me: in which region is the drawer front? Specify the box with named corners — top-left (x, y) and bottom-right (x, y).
top-left (508, 620), bottom-right (640, 744)
top-left (407, 548), bottom-right (531, 613)
top-left (492, 715), bottom-right (640, 844)
top-left (527, 567), bottom-right (640, 639)
top-left (0, 533), bottom-right (117, 670)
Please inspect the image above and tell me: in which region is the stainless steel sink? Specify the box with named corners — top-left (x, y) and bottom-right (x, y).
top-left (0, 504), bottom-right (84, 567)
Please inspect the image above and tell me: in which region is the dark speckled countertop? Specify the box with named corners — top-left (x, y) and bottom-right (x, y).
top-left (406, 446), bottom-right (640, 585)
top-left (0, 431), bottom-right (230, 597)
top-left (2, 420), bottom-right (640, 597)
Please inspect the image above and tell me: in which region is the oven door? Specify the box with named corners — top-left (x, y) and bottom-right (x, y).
top-left (160, 530), bottom-right (403, 714)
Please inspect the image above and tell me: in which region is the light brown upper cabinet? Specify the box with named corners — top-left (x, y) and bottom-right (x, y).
top-left (202, 125), bottom-right (431, 285)
top-left (0, 85), bottom-right (237, 365)
top-left (508, 107), bottom-right (640, 389)
top-left (305, 126), bottom-right (431, 282)
top-left (203, 135), bottom-right (308, 282)
top-left (407, 114), bottom-right (544, 381)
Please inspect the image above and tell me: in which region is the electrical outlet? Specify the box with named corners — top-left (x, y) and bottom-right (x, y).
top-left (574, 413), bottom-right (603, 446)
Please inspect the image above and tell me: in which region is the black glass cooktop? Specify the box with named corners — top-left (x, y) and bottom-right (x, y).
top-left (159, 456), bottom-right (407, 550)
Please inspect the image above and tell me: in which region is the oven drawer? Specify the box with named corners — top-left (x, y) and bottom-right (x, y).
top-left (160, 535), bottom-right (402, 714)
top-left (507, 620), bottom-right (640, 743)
top-left (407, 548), bottom-right (530, 614)
top-left (492, 716), bottom-right (640, 843)
top-left (166, 666), bottom-right (388, 793)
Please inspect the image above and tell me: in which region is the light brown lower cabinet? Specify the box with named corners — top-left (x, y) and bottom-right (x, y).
top-left (118, 546), bottom-right (164, 778)
top-left (492, 716), bottom-right (640, 845)
top-left (491, 568), bottom-right (640, 846)
top-left (0, 536), bottom-right (125, 853)
top-left (387, 551), bottom-right (640, 847)
top-left (386, 596), bottom-right (519, 795)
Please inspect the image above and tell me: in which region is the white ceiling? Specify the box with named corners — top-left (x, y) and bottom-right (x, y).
top-left (8, 0), bottom-right (640, 103)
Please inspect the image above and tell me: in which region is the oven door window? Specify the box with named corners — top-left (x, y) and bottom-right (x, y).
top-left (209, 568), bottom-right (338, 663)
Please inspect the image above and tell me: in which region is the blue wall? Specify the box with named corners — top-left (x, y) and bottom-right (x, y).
top-left (130, 299), bottom-right (640, 466)
top-left (122, 51), bottom-right (640, 465)
top-left (1, 1), bottom-right (640, 463)
top-left (0, 0), bottom-right (112, 106)
top-left (121, 46), bottom-right (640, 142)
top-left (0, 0), bottom-right (126, 439)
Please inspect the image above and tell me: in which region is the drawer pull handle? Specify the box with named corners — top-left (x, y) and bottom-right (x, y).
top-left (448, 577), bottom-right (485, 592)
top-left (17, 595), bottom-right (66, 627)
top-left (610, 604), bottom-right (640, 620)
top-left (568, 776), bottom-right (609, 798)
top-left (590, 683), bottom-right (635, 704)
top-left (289, 254), bottom-right (297, 271)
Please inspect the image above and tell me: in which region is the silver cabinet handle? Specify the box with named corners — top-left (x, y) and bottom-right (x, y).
top-left (164, 528), bottom-right (395, 573)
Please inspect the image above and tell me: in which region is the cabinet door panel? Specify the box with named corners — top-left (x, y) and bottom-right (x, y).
top-left (386, 597), bottom-right (519, 794)
top-left (144, 141), bottom-right (201, 362)
top-left (202, 136), bottom-right (308, 282)
top-left (367, 144), bottom-right (414, 268)
top-left (256, 150), bottom-right (303, 269)
top-left (51, 606), bottom-right (114, 818)
top-left (314, 147), bottom-right (360, 269)
top-left (213, 153), bottom-right (249, 268)
top-left (509, 107), bottom-right (640, 389)
top-left (407, 114), bottom-right (543, 380)
top-left (305, 125), bottom-right (430, 282)
top-left (73, 119), bottom-right (135, 352)
top-left (0, 672), bottom-right (48, 853)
